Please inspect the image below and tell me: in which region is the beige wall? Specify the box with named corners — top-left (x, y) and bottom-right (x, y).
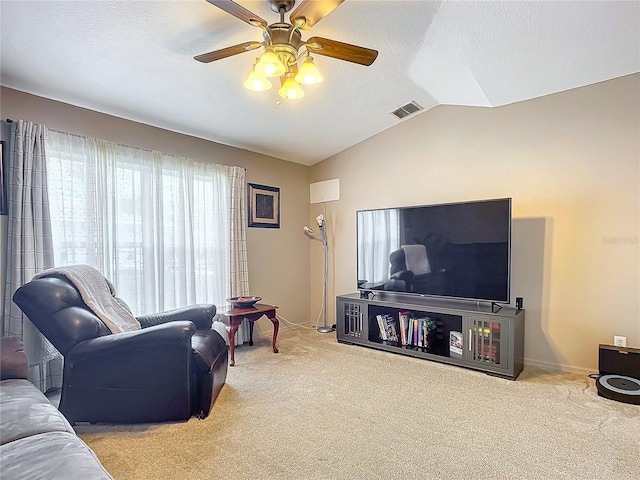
top-left (0, 87), bottom-right (313, 339)
top-left (310, 74), bottom-right (640, 373)
top-left (2, 75), bottom-right (638, 372)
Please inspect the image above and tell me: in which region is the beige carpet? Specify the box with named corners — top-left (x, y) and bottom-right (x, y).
top-left (76, 326), bottom-right (640, 479)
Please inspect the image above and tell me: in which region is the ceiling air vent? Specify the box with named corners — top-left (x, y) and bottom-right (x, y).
top-left (390, 101), bottom-right (423, 120)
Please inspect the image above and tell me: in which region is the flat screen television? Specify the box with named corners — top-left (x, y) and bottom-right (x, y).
top-left (356, 198), bottom-right (511, 304)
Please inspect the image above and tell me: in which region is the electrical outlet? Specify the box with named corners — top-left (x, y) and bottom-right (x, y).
top-left (613, 336), bottom-right (627, 347)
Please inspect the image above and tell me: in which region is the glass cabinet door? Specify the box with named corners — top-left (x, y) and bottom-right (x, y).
top-left (338, 300), bottom-right (365, 340)
top-left (468, 316), bottom-right (508, 371)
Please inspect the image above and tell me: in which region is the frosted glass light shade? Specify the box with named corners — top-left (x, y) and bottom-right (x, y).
top-left (244, 68), bottom-right (272, 91)
top-left (256, 50), bottom-right (286, 77)
top-left (295, 56), bottom-right (323, 84)
top-left (278, 77), bottom-right (305, 99)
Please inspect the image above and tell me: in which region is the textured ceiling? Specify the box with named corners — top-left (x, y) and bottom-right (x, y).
top-left (1, 1), bottom-right (638, 166)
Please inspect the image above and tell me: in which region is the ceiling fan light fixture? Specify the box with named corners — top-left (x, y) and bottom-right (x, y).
top-left (294, 55), bottom-right (323, 84)
top-left (199, 0), bottom-right (378, 102)
top-left (278, 75), bottom-right (305, 99)
top-left (244, 65), bottom-right (272, 91)
top-left (256, 48), bottom-right (286, 77)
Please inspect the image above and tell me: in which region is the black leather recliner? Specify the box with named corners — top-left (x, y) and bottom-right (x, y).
top-left (13, 272), bottom-right (228, 425)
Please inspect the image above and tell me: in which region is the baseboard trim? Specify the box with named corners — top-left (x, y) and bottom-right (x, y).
top-left (524, 357), bottom-right (594, 376)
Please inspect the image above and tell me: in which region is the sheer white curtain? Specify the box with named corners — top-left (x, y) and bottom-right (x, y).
top-left (357, 209), bottom-right (401, 283)
top-left (45, 130), bottom-right (243, 317)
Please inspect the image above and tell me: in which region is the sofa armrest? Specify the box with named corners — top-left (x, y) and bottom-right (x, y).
top-left (136, 304), bottom-right (216, 330)
top-left (1, 337), bottom-right (29, 380)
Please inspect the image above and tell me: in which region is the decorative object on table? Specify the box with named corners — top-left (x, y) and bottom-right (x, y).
top-left (227, 296), bottom-right (262, 308)
top-left (248, 183), bottom-right (280, 228)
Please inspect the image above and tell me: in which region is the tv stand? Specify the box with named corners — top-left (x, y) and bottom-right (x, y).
top-left (337, 293), bottom-right (525, 380)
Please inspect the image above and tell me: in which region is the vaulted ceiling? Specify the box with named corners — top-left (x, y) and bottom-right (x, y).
top-left (1, 1), bottom-right (638, 166)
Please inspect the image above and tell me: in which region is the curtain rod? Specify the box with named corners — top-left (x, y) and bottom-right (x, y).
top-left (2, 118), bottom-right (246, 171)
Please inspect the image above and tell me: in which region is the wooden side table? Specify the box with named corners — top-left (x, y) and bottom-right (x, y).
top-left (218, 303), bottom-right (279, 366)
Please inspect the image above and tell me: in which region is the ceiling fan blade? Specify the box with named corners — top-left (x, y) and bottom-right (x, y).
top-left (206, 0), bottom-right (267, 28)
top-left (194, 42), bottom-right (262, 63)
top-left (290, 0), bottom-right (344, 30)
top-left (306, 37), bottom-right (378, 66)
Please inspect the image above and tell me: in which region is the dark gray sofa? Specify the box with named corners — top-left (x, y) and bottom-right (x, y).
top-left (0, 337), bottom-right (112, 479)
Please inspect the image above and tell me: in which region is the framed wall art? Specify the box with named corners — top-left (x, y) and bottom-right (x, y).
top-left (248, 183), bottom-right (280, 228)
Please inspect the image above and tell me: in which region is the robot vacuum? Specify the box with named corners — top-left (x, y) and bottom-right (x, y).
top-left (596, 344), bottom-right (640, 405)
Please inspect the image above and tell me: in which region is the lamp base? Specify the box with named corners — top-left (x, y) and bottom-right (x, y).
top-left (316, 326), bottom-right (334, 333)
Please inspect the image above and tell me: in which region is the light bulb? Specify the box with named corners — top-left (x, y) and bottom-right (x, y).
top-left (244, 67), bottom-right (272, 91)
top-left (255, 49), bottom-right (286, 78)
top-left (295, 56), bottom-right (323, 84)
top-left (278, 76), bottom-right (305, 99)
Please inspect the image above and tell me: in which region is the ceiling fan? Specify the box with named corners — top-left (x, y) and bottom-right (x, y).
top-left (195, 0), bottom-right (378, 100)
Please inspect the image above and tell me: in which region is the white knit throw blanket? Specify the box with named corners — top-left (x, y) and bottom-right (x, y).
top-left (34, 265), bottom-right (140, 334)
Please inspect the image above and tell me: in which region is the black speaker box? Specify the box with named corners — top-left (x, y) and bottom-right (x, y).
top-left (596, 344), bottom-right (640, 405)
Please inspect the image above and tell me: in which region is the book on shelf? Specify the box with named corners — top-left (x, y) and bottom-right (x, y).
top-left (410, 317), bottom-right (435, 348)
top-left (405, 316), bottom-right (420, 347)
top-left (398, 311), bottom-right (410, 345)
top-left (376, 314), bottom-right (388, 340)
top-left (375, 314), bottom-right (399, 342)
top-left (384, 314), bottom-right (399, 342)
top-left (450, 330), bottom-right (463, 358)
top-left (422, 319), bottom-right (429, 348)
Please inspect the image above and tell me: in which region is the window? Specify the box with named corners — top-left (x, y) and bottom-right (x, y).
top-left (46, 131), bottom-right (236, 315)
